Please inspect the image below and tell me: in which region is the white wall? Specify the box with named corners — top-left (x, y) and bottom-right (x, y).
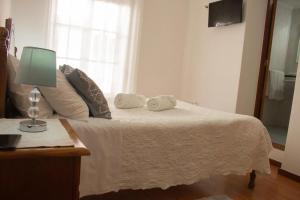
top-left (180, 0), bottom-right (268, 114)
top-left (136, 0), bottom-right (189, 98)
top-left (0, 0), bottom-right (11, 26)
top-left (236, 0), bottom-right (268, 115)
top-left (282, 60), bottom-right (300, 175)
top-left (269, 2), bottom-right (292, 72)
top-left (11, 0), bottom-right (50, 58)
top-left (181, 0), bottom-right (246, 112)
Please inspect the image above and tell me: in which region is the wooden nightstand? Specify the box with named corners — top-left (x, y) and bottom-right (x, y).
top-left (0, 119), bottom-right (90, 200)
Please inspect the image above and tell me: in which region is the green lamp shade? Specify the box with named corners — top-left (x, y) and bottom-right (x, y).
top-left (16, 47), bottom-right (57, 87)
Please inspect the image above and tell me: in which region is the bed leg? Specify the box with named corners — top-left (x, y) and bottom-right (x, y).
top-left (248, 170), bottom-right (256, 189)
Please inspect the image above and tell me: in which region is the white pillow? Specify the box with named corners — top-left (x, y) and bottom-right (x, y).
top-left (39, 70), bottom-right (89, 120)
top-left (7, 55), bottom-right (54, 118)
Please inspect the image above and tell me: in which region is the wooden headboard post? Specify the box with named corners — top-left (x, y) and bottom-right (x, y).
top-left (0, 18), bottom-right (12, 118)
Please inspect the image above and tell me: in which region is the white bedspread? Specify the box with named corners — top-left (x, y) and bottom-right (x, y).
top-left (69, 101), bottom-right (272, 197)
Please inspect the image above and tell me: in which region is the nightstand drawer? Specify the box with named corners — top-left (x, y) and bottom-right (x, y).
top-left (0, 157), bottom-right (80, 200)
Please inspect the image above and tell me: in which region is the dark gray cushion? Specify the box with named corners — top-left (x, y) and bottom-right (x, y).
top-left (66, 69), bottom-right (111, 119)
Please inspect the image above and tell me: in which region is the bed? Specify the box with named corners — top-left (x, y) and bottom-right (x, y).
top-left (0, 19), bottom-right (272, 198)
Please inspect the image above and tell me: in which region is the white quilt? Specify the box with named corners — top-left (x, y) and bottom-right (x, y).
top-left (69, 101), bottom-right (272, 197)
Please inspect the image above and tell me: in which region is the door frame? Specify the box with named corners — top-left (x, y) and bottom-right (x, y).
top-left (254, 0), bottom-right (277, 119)
top-left (254, 0), bottom-right (286, 151)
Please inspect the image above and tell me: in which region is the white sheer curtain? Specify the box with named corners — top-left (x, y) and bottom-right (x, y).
top-left (48, 0), bottom-right (142, 96)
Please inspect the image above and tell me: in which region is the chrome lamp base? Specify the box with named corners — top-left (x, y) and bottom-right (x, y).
top-left (19, 87), bottom-right (47, 133)
top-left (19, 120), bottom-right (47, 133)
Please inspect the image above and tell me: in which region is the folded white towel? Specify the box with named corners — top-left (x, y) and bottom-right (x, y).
top-left (147, 95), bottom-right (176, 111)
top-left (114, 93), bottom-right (146, 109)
top-left (269, 69), bottom-right (285, 100)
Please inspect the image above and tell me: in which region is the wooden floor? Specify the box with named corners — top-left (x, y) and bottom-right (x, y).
top-left (82, 165), bottom-right (300, 200)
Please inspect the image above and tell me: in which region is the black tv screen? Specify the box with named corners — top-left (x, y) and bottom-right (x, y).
top-left (208, 0), bottom-right (243, 27)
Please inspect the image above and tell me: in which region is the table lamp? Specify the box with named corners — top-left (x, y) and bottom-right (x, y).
top-left (15, 47), bottom-right (56, 132)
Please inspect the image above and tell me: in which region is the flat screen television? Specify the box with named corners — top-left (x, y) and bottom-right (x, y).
top-left (208, 0), bottom-right (243, 27)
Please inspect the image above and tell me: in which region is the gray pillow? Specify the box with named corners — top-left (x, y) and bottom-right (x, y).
top-left (66, 69), bottom-right (111, 119)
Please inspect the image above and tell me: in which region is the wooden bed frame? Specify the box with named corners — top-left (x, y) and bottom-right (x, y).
top-left (0, 18), bottom-right (257, 192)
top-left (0, 18), bottom-right (12, 118)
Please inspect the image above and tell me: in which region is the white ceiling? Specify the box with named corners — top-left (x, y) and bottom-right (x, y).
top-left (280, 0), bottom-right (300, 9)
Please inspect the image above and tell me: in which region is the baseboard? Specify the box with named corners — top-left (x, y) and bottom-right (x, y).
top-left (272, 142), bottom-right (285, 151)
top-left (269, 159), bottom-right (282, 167)
top-left (270, 159), bottom-right (300, 183)
top-left (278, 168), bottom-right (300, 183)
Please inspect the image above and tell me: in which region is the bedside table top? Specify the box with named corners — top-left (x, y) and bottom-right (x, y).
top-left (0, 119), bottom-right (90, 159)
top-left (0, 119), bottom-right (74, 148)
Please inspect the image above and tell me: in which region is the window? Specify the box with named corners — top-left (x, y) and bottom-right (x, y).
top-left (48, 0), bottom-right (140, 95)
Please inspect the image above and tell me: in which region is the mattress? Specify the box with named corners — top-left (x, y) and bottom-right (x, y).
top-left (69, 101), bottom-right (272, 197)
